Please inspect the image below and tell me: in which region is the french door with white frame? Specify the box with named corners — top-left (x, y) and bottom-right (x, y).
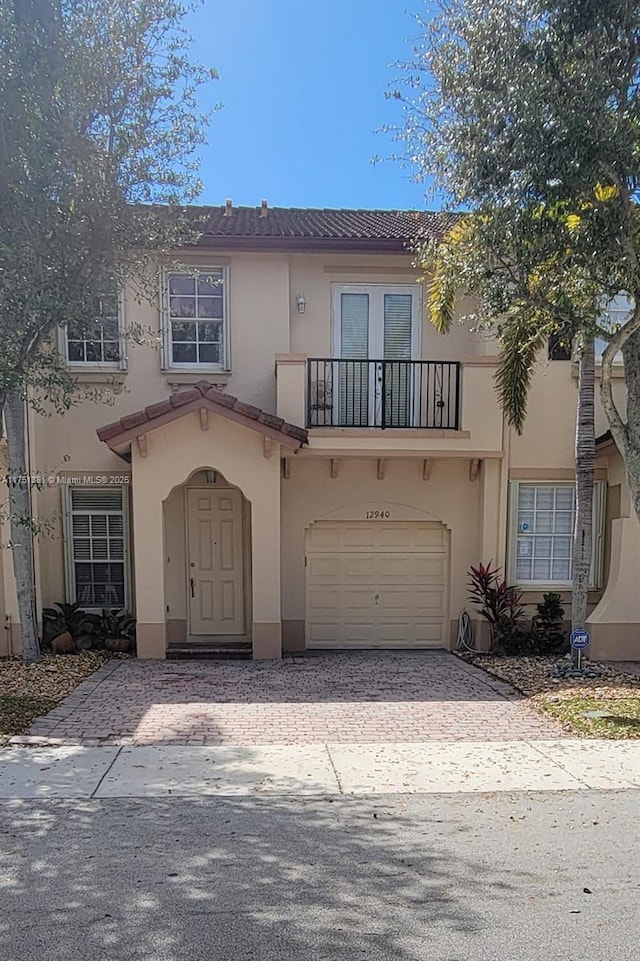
top-left (331, 284), bottom-right (421, 427)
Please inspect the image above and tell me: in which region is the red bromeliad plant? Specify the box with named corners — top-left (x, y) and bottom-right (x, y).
top-left (468, 562), bottom-right (527, 653)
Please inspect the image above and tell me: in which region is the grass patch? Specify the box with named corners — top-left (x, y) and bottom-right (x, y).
top-left (0, 695), bottom-right (59, 736)
top-left (541, 695), bottom-right (640, 738)
top-left (465, 654), bottom-right (640, 738)
top-left (0, 650), bottom-right (126, 742)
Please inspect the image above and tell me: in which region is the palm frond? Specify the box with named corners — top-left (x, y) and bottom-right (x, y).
top-left (426, 221), bottom-right (475, 333)
top-left (428, 258), bottom-right (457, 333)
top-left (494, 314), bottom-right (549, 434)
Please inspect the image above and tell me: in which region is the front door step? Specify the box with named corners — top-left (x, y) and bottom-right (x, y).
top-left (167, 637), bottom-right (252, 660)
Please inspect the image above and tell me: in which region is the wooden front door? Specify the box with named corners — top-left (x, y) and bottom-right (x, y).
top-left (187, 488), bottom-right (244, 635)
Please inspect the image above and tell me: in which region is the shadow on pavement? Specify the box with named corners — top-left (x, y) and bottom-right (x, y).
top-left (0, 794), bottom-right (527, 960)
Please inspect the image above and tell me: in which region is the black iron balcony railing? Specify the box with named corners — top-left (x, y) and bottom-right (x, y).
top-left (306, 359), bottom-right (461, 430)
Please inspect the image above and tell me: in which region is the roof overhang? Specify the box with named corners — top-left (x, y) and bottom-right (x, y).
top-left (595, 429), bottom-right (618, 456)
top-left (192, 236), bottom-right (418, 253)
top-left (97, 382), bottom-right (308, 458)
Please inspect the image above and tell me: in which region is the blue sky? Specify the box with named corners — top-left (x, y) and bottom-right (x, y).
top-left (187, 0), bottom-right (433, 210)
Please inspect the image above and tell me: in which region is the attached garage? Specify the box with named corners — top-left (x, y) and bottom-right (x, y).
top-left (305, 520), bottom-right (448, 649)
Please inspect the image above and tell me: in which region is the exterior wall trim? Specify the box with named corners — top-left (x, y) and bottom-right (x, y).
top-left (509, 467), bottom-right (608, 481)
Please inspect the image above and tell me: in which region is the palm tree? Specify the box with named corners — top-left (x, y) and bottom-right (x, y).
top-left (425, 218), bottom-right (597, 651)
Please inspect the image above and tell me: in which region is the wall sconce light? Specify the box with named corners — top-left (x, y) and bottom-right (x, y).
top-left (296, 294), bottom-right (306, 314)
top-left (205, 470), bottom-right (217, 485)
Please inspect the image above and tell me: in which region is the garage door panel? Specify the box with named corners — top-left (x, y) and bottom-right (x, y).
top-left (343, 590), bottom-right (378, 612)
top-left (342, 529), bottom-right (380, 550)
top-left (306, 556), bottom-right (339, 582)
top-left (307, 589), bottom-right (341, 611)
top-left (415, 590), bottom-right (445, 611)
top-left (306, 521), bottom-right (448, 650)
top-left (411, 556), bottom-right (446, 579)
top-left (378, 556), bottom-right (413, 578)
top-left (306, 527), bottom-right (344, 552)
top-left (379, 588), bottom-right (442, 612)
top-left (306, 521), bottom-right (446, 553)
top-left (343, 557), bottom-right (377, 579)
top-left (411, 526), bottom-right (445, 550)
top-left (310, 623), bottom-right (444, 648)
top-left (308, 622), bottom-right (378, 645)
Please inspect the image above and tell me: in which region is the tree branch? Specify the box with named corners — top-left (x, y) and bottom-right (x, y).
top-left (599, 301), bottom-right (640, 452)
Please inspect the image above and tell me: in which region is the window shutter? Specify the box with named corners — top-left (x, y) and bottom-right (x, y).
top-left (383, 293), bottom-right (412, 359)
top-left (340, 294), bottom-right (369, 358)
top-left (382, 294), bottom-right (413, 427)
top-left (340, 293), bottom-right (369, 357)
top-left (339, 293), bottom-right (369, 426)
top-left (589, 481), bottom-right (607, 589)
top-left (71, 488), bottom-right (123, 512)
top-left (159, 270), bottom-right (169, 369)
top-left (65, 487), bottom-right (128, 608)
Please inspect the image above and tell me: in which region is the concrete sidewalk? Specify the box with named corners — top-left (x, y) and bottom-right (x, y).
top-left (0, 739), bottom-right (639, 798)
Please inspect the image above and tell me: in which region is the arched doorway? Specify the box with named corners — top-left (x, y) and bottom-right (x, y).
top-left (164, 469), bottom-right (252, 648)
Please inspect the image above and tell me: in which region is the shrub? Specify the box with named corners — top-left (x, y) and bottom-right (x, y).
top-left (468, 567), bottom-right (570, 657)
top-left (531, 592), bottom-right (567, 655)
top-left (97, 610), bottom-right (136, 653)
top-left (468, 562), bottom-right (528, 654)
top-left (42, 602), bottom-right (101, 649)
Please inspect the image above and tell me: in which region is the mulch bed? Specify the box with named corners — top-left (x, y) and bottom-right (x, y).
top-left (465, 653), bottom-right (640, 738)
top-left (0, 651), bottom-right (127, 742)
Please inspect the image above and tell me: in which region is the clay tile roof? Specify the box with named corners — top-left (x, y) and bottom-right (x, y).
top-left (97, 382), bottom-right (307, 454)
top-left (187, 205), bottom-right (460, 252)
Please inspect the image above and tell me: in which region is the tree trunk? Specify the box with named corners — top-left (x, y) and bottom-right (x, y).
top-left (571, 337), bottom-right (595, 664)
top-left (620, 327), bottom-right (640, 521)
top-left (4, 391), bottom-right (40, 663)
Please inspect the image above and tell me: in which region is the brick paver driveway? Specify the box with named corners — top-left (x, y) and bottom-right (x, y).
top-left (22, 651), bottom-right (564, 746)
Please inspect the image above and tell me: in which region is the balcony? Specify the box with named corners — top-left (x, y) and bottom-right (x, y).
top-left (306, 359), bottom-right (461, 430)
top-left (275, 353), bottom-right (504, 458)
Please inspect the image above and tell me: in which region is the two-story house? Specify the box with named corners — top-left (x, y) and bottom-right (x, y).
top-left (1, 204), bottom-right (638, 660)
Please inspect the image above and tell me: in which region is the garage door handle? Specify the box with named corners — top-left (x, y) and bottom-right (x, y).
top-left (190, 577), bottom-right (196, 598)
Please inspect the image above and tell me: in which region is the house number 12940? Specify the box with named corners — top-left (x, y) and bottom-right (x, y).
top-left (365, 510), bottom-right (391, 519)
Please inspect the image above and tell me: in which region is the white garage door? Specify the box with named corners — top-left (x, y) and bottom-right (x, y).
top-left (306, 521), bottom-right (448, 649)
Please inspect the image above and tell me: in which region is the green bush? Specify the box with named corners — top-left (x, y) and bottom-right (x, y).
top-left (468, 566), bottom-right (568, 656)
top-left (42, 602), bottom-right (101, 649)
top-left (531, 592), bottom-right (567, 655)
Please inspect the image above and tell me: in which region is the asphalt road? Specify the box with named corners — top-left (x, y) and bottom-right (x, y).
top-left (0, 791), bottom-right (638, 960)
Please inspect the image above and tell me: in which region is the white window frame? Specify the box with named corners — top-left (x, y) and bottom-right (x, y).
top-left (160, 266), bottom-right (230, 371)
top-left (62, 485), bottom-right (131, 611)
top-left (508, 481), bottom-right (606, 589)
top-left (60, 290), bottom-right (127, 371)
top-left (327, 284), bottom-right (423, 427)
top-left (331, 283), bottom-right (422, 360)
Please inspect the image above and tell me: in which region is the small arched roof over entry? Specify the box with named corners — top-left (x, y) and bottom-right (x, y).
top-left (96, 381), bottom-right (307, 459)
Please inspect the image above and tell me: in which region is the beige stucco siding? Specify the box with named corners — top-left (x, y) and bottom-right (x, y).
top-left (288, 253), bottom-right (486, 360)
top-left (510, 359), bottom-right (628, 471)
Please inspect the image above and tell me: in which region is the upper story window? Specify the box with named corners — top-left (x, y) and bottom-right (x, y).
top-left (548, 295), bottom-right (633, 364)
top-left (595, 293), bottom-right (633, 364)
top-left (64, 294), bottom-right (124, 368)
top-left (162, 268), bottom-right (228, 369)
